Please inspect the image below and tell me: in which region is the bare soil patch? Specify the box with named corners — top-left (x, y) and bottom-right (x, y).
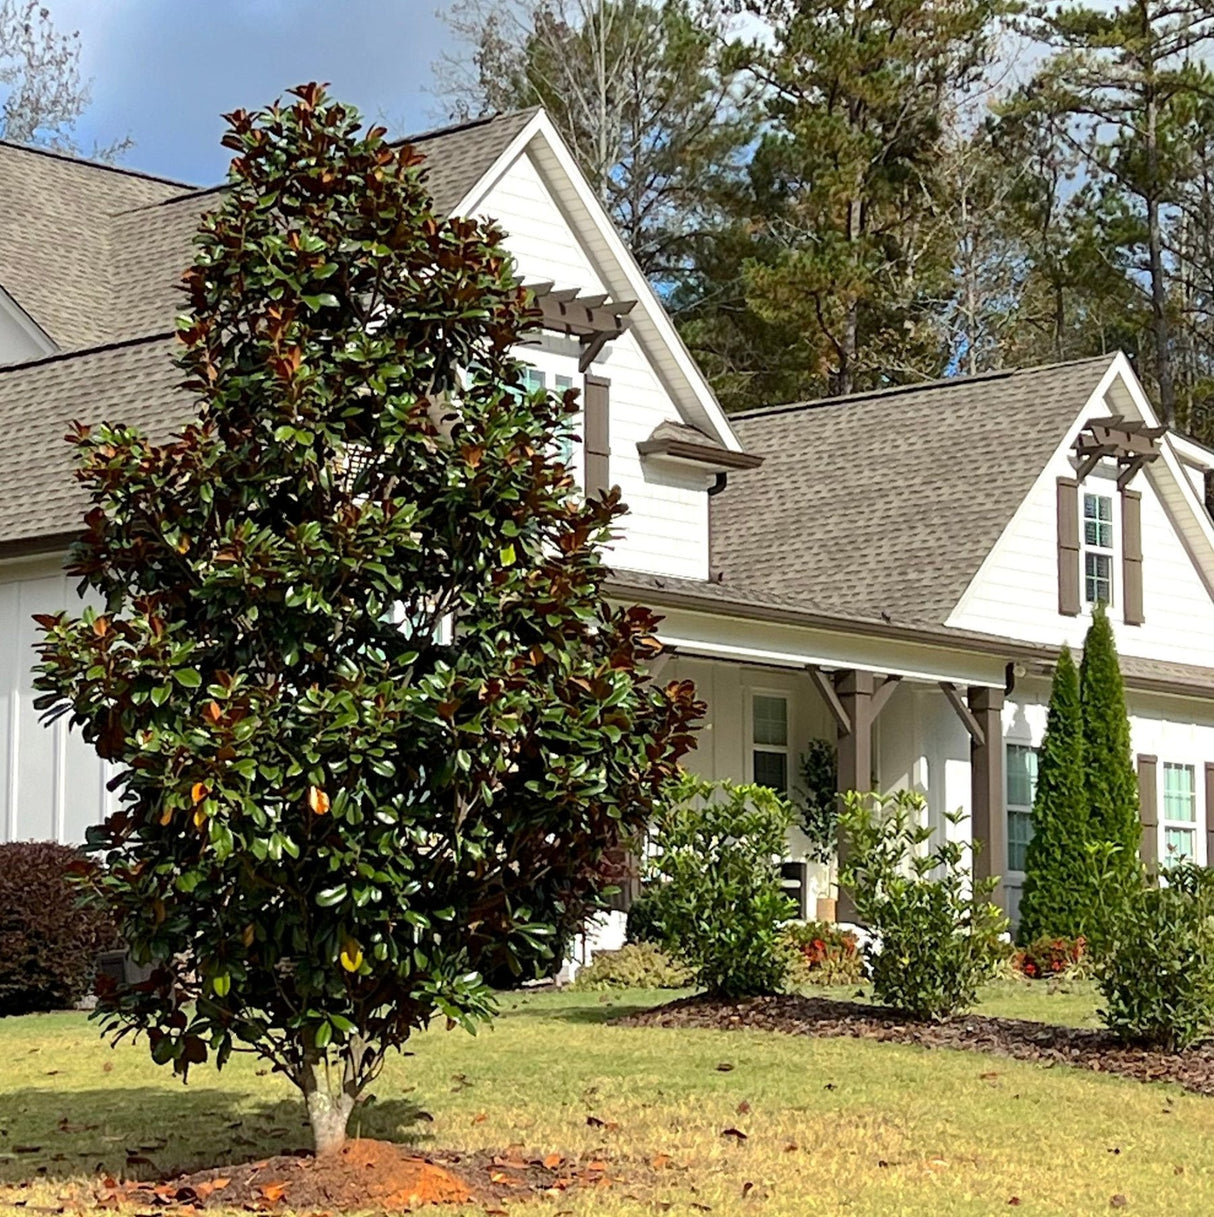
top-left (621, 994), bottom-right (1214, 1096)
top-left (88, 1138), bottom-right (628, 1212)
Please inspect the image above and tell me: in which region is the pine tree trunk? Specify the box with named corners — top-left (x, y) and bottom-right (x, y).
top-left (1145, 87), bottom-right (1176, 424)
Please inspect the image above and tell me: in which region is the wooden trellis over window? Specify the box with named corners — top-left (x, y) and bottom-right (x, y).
top-left (526, 282), bottom-right (637, 371)
top-left (1074, 415), bottom-right (1166, 488)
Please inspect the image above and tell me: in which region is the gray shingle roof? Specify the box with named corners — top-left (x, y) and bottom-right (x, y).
top-left (712, 357), bottom-right (1114, 628)
top-left (0, 335), bottom-right (183, 551)
top-left (0, 109), bottom-right (539, 352)
top-left (0, 109), bottom-right (543, 550)
top-left (0, 142), bottom-right (186, 349)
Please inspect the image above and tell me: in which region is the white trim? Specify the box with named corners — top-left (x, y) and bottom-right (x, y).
top-left (747, 686), bottom-right (791, 795)
top-left (1160, 759), bottom-right (1201, 866)
top-left (452, 111), bottom-right (744, 455)
top-left (0, 281), bottom-right (56, 359)
top-left (658, 632), bottom-right (1005, 688)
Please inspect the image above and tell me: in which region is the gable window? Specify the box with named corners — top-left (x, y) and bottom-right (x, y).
top-left (752, 693), bottom-right (789, 793)
top-left (521, 366), bottom-right (577, 471)
top-left (1006, 744), bottom-right (1038, 872)
top-left (1162, 762), bottom-right (1197, 863)
top-left (1083, 492), bottom-right (1114, 606)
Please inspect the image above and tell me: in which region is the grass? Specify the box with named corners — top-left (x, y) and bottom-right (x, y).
top-left (0, 980), bottom-right (1211, 1216)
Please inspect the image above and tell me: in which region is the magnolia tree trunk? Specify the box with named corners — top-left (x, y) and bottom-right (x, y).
top-left (298, 1047), bottom-right (367, 1156)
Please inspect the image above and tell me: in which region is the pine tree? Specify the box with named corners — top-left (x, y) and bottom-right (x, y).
top-left (1080, 603), bottom-right (1143, 933)
top-left (1017, 646), bottom-right (1089, 943)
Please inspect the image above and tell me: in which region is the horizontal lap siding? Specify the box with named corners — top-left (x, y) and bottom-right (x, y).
top-left (949, 444), bottom-right (1214, 670)
top-left (476, 154), bottom-right (710, 581)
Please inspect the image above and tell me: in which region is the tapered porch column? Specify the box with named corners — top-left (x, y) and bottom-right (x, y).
top-left (834, 671), bottom-right (875, 921)
top-left (968, 686), bottom-right (1006, 899)
top-left (942, 682), bottom-right (1007, 907)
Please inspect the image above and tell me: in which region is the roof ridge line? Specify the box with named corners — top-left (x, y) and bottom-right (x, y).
top-left (399, 106), bottom-right (541, 146)
top-left (0, 139), bottom-right (195, 188)
top-left (0, 330), bottom-right (175, 376)
top-left (731, 354), bottom-right (1117, 420)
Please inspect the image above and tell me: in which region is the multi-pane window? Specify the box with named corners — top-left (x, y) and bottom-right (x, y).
top-left (1163, 762), bottom-right (1197, 863)
top-left (752, 694), bottom-right (789, 793)
top-left (1083, 492), bottom-right (1114, 606)
top-left (1006, 744), bottom-right (1038, 872)
top-left (521, 367), bottom-right (577, 470)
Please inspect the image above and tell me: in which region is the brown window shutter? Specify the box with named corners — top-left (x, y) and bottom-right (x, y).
top-left (583, 374), bottom-right (610, 497)
top-left (1138, 754), bottom-right (1158, 868)
top-left (1206, 764), bottom-right (1214, 867)
top-left (1122, 488), bottom-right (1144, 625)
top-left (1057, 477), bottom-right (1080, 616)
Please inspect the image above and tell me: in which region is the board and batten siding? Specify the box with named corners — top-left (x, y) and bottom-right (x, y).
top-left (0, 555), bottom-right (113, 845)
top-left (948, 442), bottom-right (1214, 669)
top-left (472, 150), bottom-right (711, 582)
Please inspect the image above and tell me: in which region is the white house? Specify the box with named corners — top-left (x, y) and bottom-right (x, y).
top-left (0, 109), bottom-right (1211, 942)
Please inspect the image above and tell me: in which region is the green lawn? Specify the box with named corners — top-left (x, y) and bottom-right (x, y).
top-left (1, 981), bottom-right (1211, 1216)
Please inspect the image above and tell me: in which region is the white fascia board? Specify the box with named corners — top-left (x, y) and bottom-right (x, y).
top-left (452, 110), bottom-right (745, 454)
top-left (0, 282), bottom-right (56, 358)
top-left (652, 604), bottom-right (1007, 688)
top-left (1103, 353), bottom-right (1214, 595)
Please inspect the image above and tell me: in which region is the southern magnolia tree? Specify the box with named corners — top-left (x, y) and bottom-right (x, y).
top-left (34, 84), bottom-right (702, 1154)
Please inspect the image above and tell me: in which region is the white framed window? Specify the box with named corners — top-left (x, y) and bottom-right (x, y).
top-left (1006, 744), bottom-right (1038, 873)
top-left (1083, 491), bottom-right (1115, 606)
top-left (751, 692), bottom-right (789, 793)
top-left (1162, 762), bottom-right (1197, 863)
top-left (518, 360), bottom-right (580, 478)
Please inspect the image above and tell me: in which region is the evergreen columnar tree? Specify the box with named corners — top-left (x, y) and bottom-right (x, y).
top-left (33, 84), bottom-right (703, 1155)
top-left (1079, 603), bottom-right (1142, 915)
top-left (1016, 646), bottom-right (1089, 943)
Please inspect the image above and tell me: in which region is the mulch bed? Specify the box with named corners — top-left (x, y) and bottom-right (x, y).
top-left (87, 1139), bottom-right (630, 1212)
top-left (620, 994), bottom-right (1214, 1096)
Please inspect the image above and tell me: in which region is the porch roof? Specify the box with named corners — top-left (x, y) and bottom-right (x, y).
top-left (607, 570), bottom-right (1214, 701)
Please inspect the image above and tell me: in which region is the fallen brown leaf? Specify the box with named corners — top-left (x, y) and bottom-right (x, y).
top-left (721, 1128), bottom-right (748, 1142)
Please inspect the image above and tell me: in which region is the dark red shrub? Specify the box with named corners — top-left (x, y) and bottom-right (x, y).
top-left (0, 842), bottom-right (119, 1015)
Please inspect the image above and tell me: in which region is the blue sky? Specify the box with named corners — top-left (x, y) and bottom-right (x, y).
top-left (51, 1), bottom-right (457, 185)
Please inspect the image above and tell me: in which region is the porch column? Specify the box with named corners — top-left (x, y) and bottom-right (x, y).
top-left (835, 670), bottom-right (875, 921)
top-left (968, 685), bottom-right (1006, 905)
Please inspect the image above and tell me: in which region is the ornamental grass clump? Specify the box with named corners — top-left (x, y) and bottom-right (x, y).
top-left (1097, 863), bottom-right (1214, 1052)
top-left (839, 789), bottom-right (1008, 1021)
top-left (31, 84), bottom-right (702, 1154)
top-left (645, 775), bottom-right (796, 998)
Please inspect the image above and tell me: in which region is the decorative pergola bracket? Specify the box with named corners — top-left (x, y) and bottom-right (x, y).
top-left (526, 282), bottom-right (637, 371)
top-left (1074, 415), bottom-right (1164, 485)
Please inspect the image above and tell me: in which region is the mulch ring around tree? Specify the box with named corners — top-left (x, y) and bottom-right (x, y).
top-left (90, 1139), bottom-right (631, 1212)
top-left (620, 994), bottom-right (1214, 1096)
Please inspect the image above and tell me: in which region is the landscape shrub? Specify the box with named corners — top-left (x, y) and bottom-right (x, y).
top-left (0, 841), bottom-right (119, 1016)
top-left (1014, 934), bottom-right (1087, 980)
top-left (783, 920), bottom-right (864, 986)
top-left (570, 942), bottom-right (692, 991)
top-left (1097, 864), bottom-right (1214, 1052)
top-left (624, 890), bottom-right (663, 945)
top-left (645, 774), bottom-right (796, 997)
top-left (839, 790), bottom-right (1008, 1020)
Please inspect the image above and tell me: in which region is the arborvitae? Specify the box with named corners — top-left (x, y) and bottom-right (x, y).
top-left (1017, 646), bottom-right (1088, 943)
top-left (1079, 603), bottom-right (1143, 936)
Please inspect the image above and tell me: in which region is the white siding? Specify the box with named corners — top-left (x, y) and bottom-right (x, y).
top-left (0, 555), bottom-right (110, 844)
top-left (949, 449), bottom-right (1214, 669)
top-left (474, 152), bottom-right (711, 580)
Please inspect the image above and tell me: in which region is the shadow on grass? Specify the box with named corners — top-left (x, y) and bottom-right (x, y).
top-left (0, 1088), bottom-right (433, 1185)
top-left (498, 996), bottom-right (677, 1025)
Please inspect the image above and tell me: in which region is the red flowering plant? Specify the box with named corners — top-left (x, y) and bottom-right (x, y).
top-left (783, 920), bottom-right (864, 986)
top-left (1014, 935), bottom-right (1087, 980)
